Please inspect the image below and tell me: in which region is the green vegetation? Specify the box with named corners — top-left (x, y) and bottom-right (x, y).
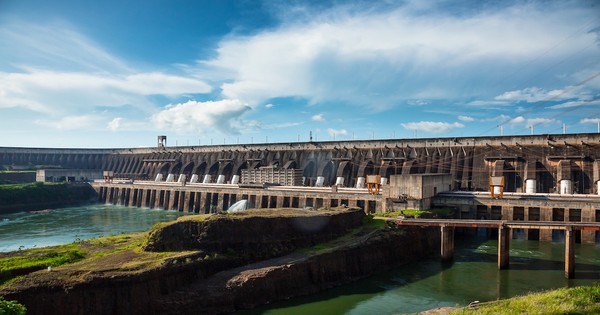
top-left (363, 214), bottom-right (386, 228)
top-left (0, 182), bottom-right (95, 209)
top-left (0, 182), bottom-right (72, 205)
top-left (452, 285), bottom-right (600, 315)
top-left (0, 245), bottom-right (85, 285)
top-left (377, 208), bottom-right (454, 219)
top-left (0, 297), bottom-right (26, 315)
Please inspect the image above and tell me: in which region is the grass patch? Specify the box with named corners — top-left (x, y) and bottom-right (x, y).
top-left (377, 208), bottom-right (454, 219)
top-left (363, 215), bottom-right (386, 228)
top-left (452, 285), bottom-right (600, 315)
top-left (0, 230), bottom-right (205, 288)
top-left (0, 244), bottom-right (85, 285)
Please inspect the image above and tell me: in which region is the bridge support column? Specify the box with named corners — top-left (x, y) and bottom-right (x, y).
top-left (178, 191), bottom-right (186, 212)
top-left (229, 194), bottom-right (237, 208)
top-left (539, 207), bottom-right (553, 241)
top-left (565, 226), bottom-right (575, 279)
top-left (440, 226), bottom-right (454, 261)
top-left (192, 192), bottom-right (201, 213)
top-left (150, 189), bottom-right (157, 209)
top-left (498, 225), bottom-right (510, 269)
top-left (183, 191), bottom-right (192, 213)
top-left (167, 190), bottom-right (176, 210)
top-left (217, 193), bottom-right (224, 211)
top-left (298, 197), bottom-right (307, 208)
top-left (98, 187), bottom-right (105, 203)
top-left (581, 207), bottom-right (596, 244)
top-left (127, 188), bottom-right (133, 206)
top-left (107, 187), bottom-right (115, 204)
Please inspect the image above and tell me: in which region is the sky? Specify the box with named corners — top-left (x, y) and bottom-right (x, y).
top-left (1, 0), bottom-right (599, 148)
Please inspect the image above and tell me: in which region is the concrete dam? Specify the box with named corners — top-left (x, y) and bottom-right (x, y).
top-left (3, 133), bottom-right (600, 193)
top-left (2, 133), bottom-right (600, 245)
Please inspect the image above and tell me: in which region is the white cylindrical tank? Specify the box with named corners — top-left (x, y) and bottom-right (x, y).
top-left (231, 175), bottom-right (240, 185)
top-left (335, 177), bottom-right (344, 186)
top-left (189, 174), bottom-right (199, 183)
top-left (166, 174), bottom-right (175, 182)
top-left (177, 174), bottom-right (186, 183)
top-left (315, 176), bottom-right (325, 187)
top-left (356, 177), bottom-right (366, 188)
top-left (380, 177), bottom-right (388, 185)
top-left (560, 179), bottom-right (572, 194)
top-left (525, 179), bottom-right (536, 194)
top-left (155, 173), bottom-right (164, 182)
top-left (216, 175), bottom-right (226, 184)
top-left (493, 186), bottom-right (502, 195)
top-left (202, 174), bottom-right (212, 183)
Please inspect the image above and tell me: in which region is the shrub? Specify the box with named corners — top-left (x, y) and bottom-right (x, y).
top-left (0, 297), bottom-right (26, 315)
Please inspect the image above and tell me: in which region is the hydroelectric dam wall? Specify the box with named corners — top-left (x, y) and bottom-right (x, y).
top-left (4, 133), bottom-right (600, 194)
top-left (3, 133), bottom-right (600, 244)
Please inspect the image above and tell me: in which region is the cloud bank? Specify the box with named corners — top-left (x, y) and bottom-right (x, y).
top-left (401, 121), bottom-right (464, 134)
top-left (151, 99), bottom-right (252, 134)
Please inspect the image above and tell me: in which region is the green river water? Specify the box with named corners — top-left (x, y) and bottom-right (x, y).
top-left (239, 233), bottom-right (600, 314)
top-left (1, 205), bottom-right (598, 314)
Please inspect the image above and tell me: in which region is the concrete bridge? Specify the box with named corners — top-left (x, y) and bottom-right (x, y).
top-left (4, 133), bottom-right (600, 194)
top-left (382, 218), bottom-right (600, 278)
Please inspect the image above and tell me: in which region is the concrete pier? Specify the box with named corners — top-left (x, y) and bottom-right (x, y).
top-left (440, 226), bottom-right (454, 261)
top-left (565, 227), bottom-right (575, 279)
top-left (498, 225), bottom-right (510, 269)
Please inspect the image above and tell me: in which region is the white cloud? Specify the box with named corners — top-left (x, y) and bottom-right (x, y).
top-left (196, 1), bottom-right (599, 108)
top-left (581, 118), bottom-right (600, 124)
top-left (548, 98), bottom-right (600, 109)
top-left (482, 114), bottom-right (512, 123)
top-left (509, 116), bottom-right (526, 125)
top-left (263, 122), bottom-right (303, 129)
top-left (106, 117), bottom-right (148, 132)
top-left (494, 87), bottom-right (572, 103)
top-left (265, 103), bottom-right (274, 109)
top-left (0, 19), bottom-right (130, 72)
top-left (401, 121), bottom-right (464, 133)
top-left (527, 117), bottom-right (555, 126)
top-left (327, 128), bottom-right (348, 138)
top-left (466, 100), bottom-right (510, 107)
top-left (0, 69), bottom-right (211, 114)
top-left (107, 117), bottom-right (123, 131)
top-left (35, 115), bottom-right (102, 130)
top-left (458, 115), bottom-right (475, 122)
top-left (312, 113), bottom-right (325, 122)
top-left (0, 21), bottom-right (211, 118)
top-left (505, 116), bottom-right (557, 128)
top-left (151, 99), bottom-right (251, 134)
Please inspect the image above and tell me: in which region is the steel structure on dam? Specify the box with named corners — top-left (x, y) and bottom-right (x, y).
top-left (3, 133), bottom-right (600, 194)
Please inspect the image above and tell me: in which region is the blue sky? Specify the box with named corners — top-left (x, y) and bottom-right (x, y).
top-left (1, 0), bottom-right (599, 148)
